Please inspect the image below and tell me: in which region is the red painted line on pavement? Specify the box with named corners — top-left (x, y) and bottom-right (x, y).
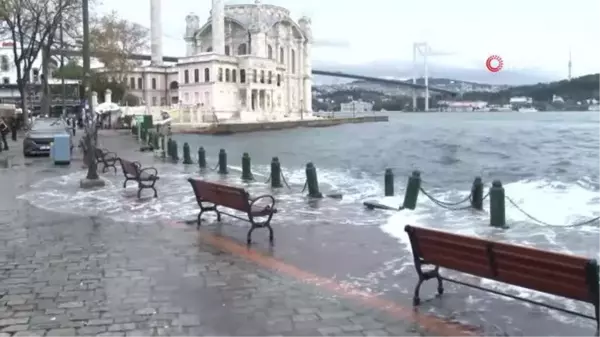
top-left (182, 227), bottom-right (481, 336)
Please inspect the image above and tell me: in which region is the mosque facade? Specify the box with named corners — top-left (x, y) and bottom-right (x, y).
top-left (110, 0), bottom-right (314, 123)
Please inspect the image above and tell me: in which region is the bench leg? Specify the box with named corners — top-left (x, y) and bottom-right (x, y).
top-left (246, 225), bottom-right (256, 245)
top-left (413, 279), bottom-right (425, 306)
top-left (123, 179), bottom-right (130, 188)
top-left (136, 187), bottom-right (143, 199)
top-left (152, 186), bottom-right (158, 198)
top-left (101, 163), bottom-right (107, 173)
top-left (267, 224), bottom-right (274, 243)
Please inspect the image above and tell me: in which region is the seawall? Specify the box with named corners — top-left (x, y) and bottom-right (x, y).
top-left (172, 115), bottom-right (389, 135)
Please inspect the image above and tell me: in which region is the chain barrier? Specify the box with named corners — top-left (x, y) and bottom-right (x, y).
top-left (505, 196), bottom-right (600, 228)
top-left (265, 176), bottom-right (271, 184)
top-left (301, 180), bottom-right (308, 193)
top-left (280, 171), bottom-right (292, 189)
top-left (419, 187), bottom-right (473, 211)
top-left (210, 162), bottom-right (219, 171)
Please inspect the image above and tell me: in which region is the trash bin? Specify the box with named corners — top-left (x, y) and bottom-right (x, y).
top-left (52, 133), bottom-right (71, 165)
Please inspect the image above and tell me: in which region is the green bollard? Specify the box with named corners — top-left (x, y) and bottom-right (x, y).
top-left (489, 180), bottom-right (506, 228)
top-left (167, 138), bottom-right (173, 157)
top-left (152, 133), bottom-right (159, 149)
top-left (182, 142), bottom-right (193, 164)
top-left (305, 162), bottom-right (323, 198)
top-left (270, 157), bottom-right (283, 188)
top-left (402, 171), bottom-right (421, 210)
top-left (160, 136), bottom-right (166, 158)
top-left (384, 168), bottom-right (394, 196)
top-left (171, 140), bottom-right (179, 162)
top-left (241, 153), bottom-right (254, 181)
top-left (218, 149), bottom-right (228, 174)
top-left (141, 128), bottom-right (147, 143)
top-left (470, 177), bottom-right (484, 210)
top-left (198, 147), bottom-right (206, 169)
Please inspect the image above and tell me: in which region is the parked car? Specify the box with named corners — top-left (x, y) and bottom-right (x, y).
top-left (23, 118), bottom-right (72, 157)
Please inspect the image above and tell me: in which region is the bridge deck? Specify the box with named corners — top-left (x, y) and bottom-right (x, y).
top-left (52, 49), bottom-right (457, 95)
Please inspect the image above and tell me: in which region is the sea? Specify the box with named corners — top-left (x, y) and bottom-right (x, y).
top-left (18, 110), bottom-right (600, 335)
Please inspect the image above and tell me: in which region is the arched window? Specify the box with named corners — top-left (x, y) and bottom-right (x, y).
top-left (268, 45), bottom-right (273, 59)
top-left (291, 50), bottom-right (296, 74)
top-left (218, 68), bottom-right (223, 82)
top-left (276, 74), bottom-right (281, 87)
top-left (204, 68), bottom-right (210, 82)
top-left (240, 69), bottom-right (246, 83)
top-left (225, 46), bottom-right (230, 56)
top-left (279, 47), bottom-right (284, 63)
top-left (225, 69), bottom-right (230, 82)
top-left (206, 46), bottom-right (213, 52)
top-left (260, 70), bottom-right (265, 84)
top-left (253, 69), bottom-right (257, 83)
top-left (137, 77), bottom-right (143, 88)
top-left (194, 69), bottom-right (199, 82)
top-left (151, 78), bottom-right (157, 89)
top-left (232, 69), bottom-right (237, 82)
top-left (238, 43), bottom-right (247, 55)
top-left (183, 71), bottom-right (189, 84)
top-left (267, 71), bottom-right (272, 84)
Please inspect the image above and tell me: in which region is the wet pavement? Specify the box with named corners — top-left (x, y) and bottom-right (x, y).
top-left (4, 130), bottom-right (597, 336)
top-left (0, 131), bottom-right (460, 336)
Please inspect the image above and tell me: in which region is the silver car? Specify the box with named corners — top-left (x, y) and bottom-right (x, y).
top-left (23, 118), bottom-right (72, 157)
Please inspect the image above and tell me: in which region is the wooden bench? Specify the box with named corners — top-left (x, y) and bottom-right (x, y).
top-left (187, 178), bottom-right (277, 244)
top-left (404, 225), bottom-right (600, 330)
top-left (94, 148), bottom-right (119, 173)
top-left (119, 158), bottom-right (160, 198)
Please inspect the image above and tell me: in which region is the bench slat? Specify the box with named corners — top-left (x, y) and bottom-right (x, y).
top-left (190, 179), bottom-right (250, 212)
top-left (495, 267), bottom-right (591, 302)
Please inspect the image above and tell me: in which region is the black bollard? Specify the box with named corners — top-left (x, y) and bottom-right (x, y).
top-left (470, 177), bottom-right (484, 210)
top-left (171, 140), bottom-right (179, 162)
top-left (198, 147), bottom-right (206, 169)
top-left (270, 157), bottom-right (283, 188)
top-left (489, 180), bottom-right (506, 228)
top-left (241, 153), bottom-right (254, 181)
top-left (305, 162), bottom-right (323, 198)
top-left (160, 136), bottom-right (166, 158)
top-left (182, 142), bottom-right (193, 164)
top-left (384, 168), bottom-right (394, 196)
top-left (218, 149), bottom-right (228, 174)
top-left (152, 133), bottom-right (159, 149)
top-left (402, 171), bottom-right (421, 210)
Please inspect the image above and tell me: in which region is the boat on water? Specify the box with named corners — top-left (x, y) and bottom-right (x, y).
top-left (518, 107), bottom-right (539, 113)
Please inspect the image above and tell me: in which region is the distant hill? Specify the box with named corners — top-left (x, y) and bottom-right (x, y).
top-left (461, 74), bottom-right (600, 103)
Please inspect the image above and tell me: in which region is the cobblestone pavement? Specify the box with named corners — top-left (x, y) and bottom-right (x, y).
top-left (0, 131), bottom-right (467, 336)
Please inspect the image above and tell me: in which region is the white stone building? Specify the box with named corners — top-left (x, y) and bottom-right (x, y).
top-left (110, 0), bottom-right (314, 123)
top-left (340, 100), bottom-right (373, 113)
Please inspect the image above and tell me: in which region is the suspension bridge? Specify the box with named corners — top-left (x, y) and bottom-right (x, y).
top-left (50, 48), bottom-right (457, 96)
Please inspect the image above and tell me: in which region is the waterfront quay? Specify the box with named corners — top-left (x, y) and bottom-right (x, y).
top-left (172, 115), bottom-right (389, 135)
top-left (0, 131), bottom-right (438, 337)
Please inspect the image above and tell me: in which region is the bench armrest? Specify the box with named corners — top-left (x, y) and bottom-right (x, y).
top-left (139, 167), bottom-right (158, 178)
top-left (103, 151), bottom-right (118, 161)
top-left (249, 194), bottom-right (276, 210)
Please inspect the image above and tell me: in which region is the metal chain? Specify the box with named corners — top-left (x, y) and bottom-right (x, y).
top-left (279, 171), bottom-right (292, 189)
top-left (210, 162), bottom-right (219, 171)
top-left (301, 180), bottom-right (308, 193)
top-left (419, 187), bottom-right (473, 210)
top-left (505, 196), bottom-right (600, 228)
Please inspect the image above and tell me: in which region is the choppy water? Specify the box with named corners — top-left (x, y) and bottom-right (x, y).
top-left (18, 111), bottom-right (600, 335)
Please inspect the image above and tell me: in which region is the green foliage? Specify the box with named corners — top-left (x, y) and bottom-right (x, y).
top-left (52, 59), bottom-right (83, 80)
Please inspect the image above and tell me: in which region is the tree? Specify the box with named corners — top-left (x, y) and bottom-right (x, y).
top-left (89, 11), bottom-right (149, 92)
top-left (53, 58), bottom-right (82, 79)
top-left (0, 0), bottom-right (82, 123)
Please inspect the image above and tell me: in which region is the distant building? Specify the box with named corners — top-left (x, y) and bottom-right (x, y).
top-left (437, 100), bottom-right (487, 112)
top-left (552, 95), bottom-right (564, 103)
top-left (340, 100), bottom-right (373, 113)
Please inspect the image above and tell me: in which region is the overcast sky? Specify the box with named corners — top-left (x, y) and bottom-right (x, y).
top-left (99, 0), bottom-right (600, 79)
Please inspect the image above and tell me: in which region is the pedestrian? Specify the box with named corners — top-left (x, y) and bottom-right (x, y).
top-left (71, 117), bottom-right (76, 136)
top-left (0, 119), bottom-right (9, 151)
